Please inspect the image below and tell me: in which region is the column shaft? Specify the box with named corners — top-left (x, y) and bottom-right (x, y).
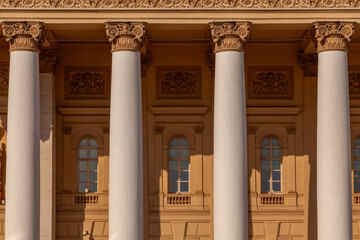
top-left (317, 50), bottom-right (352, 240)
top-left (6, 50), bottom-right (40, 240)
top-left (214, 51), bottom-right (247, 239)
top-left (109, 51), bottom-right (143, 239)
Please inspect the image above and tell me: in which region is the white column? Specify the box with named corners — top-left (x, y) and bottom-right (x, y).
top-left (105, 22), bottom-right (146, 240)
top-left (210, 22), bottom-right (250, 240)
top-left (1, 22), bottom-right (44, 240)
top-left (315, 22), bottom-right (354, 240)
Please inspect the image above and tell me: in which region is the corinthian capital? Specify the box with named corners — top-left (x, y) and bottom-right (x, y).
top-left (2, 22), bottom-right (43, 52)
top-left (314, 22), bottom-right (355, 53)
top-left (210, 22), bottom-right (251, 53)
top-left (105, 22), bottom-right (147, 52)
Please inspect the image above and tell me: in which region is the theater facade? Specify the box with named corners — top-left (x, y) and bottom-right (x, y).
top-left (0, 3), bottom-right (359, 240)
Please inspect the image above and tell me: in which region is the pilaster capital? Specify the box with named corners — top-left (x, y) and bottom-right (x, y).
top-left (1, 22), bottom-right (43, 52)
top-left (210, 22), bottom-right (251, 53)
top-left (314, 22), bottom-right (355, 53)
top-left (105, 22), bottom-right (147, 52)
top-left (298, 53), bottom-right (318, 77)
top-left (39, 47), bottom-right (58, 73)
top-left (141, 53), bottom-right (152, 76)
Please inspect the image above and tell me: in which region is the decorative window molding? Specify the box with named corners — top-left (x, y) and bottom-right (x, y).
top-left (156, 66), bottom-right (201, 99)
top-left (64, 66), bottom-right (110, 99)
top-left (247, 66), bottom-right (294, 100)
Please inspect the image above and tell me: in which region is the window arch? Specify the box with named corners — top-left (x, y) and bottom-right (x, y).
top-left (261, 136), bottom-right (281, 193)
top-left (78, 137), bottom-right (98, 193)
top-left (168, 137), bottom-right (190, 193)
top-left (353, 137), bottom-right (360, 192)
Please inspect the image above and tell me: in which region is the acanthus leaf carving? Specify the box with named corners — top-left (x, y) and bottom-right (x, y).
top-left (2, 22), bottom-right (43, 52)
top-left (210, 22), bottom-right (250, 53)
top-left (105, 22), bottom-right (147, 52)
top-left (314, 22), bottom-right (355, 52)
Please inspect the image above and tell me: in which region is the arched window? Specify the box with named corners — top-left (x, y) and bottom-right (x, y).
top-left (261, 136), bottom-right (281, 193)
top-left (168, 137), bottom-right (190, 193)
top-left (78, 137), bottom-right (98, 193)
top-left (353, 137), bottom-right (360, 192)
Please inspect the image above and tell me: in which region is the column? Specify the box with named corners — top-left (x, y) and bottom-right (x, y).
top-left (39, 47), bottom-right (58, 240)
top-left (210, 22), bottom-right (250, 240)
top-left (2, 22), bottom-right (43, 240)
top-left (315, 22), bottom-right (355, 240)
top-left (105, 22), bottom-right (146, 240)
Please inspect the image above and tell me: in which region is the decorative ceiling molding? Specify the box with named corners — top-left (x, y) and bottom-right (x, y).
top-left (1, 0), bottom-right (360, 8)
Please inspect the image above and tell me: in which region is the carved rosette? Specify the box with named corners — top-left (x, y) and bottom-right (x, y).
top-left (105, 22), bottom-right (147, 52)
top-left (210, 22), bottom-right (250, 53)
top-left (2, 22), bottom-right (43, 52)
top-left (314, 22), bottom-right (355, 52)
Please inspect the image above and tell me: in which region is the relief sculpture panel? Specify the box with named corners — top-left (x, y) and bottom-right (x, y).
top-left (247, 66), bottom-right (294, 99)
top-left (156, 66), bottom-right (201, 99)
top-left (65, 66), bottom-right (110, 99)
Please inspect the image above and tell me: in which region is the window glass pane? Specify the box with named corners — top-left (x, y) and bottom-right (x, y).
top-left (271, 137), bottom-right (280, 146)
top-left (273, 171), bottom-right (281, 180)
top-left (261, 137), bottom-right (270, 146)
top-left (89, 161), bottom-right (97, 171)
top-left (180, 182), bottom-right (189, 192)
top-left (273, 182), bottom-right (281, 192)
top-left (180, 149), bottom-right (189, 158)
top-left (79, 138), bottom-right (88, 147)
top-left (169, 138), bottom-right (178, 147)
top-left (180, 172), bottom-right (189, 181)
top-left (354, 148), bottom-right (360, 158)
top-left (272, 148), bottom-right (281, 158)
top-left (78, 149), bottom-right (87, 159)
top-left (355, 171), bottom-right (360, 181)
top-left (79, 172), bottom-right (87, 182)
top-left (89, 182), bottom-right (97, 192)
top-left (355, 182), bottom-right (360, 192)
top-left (169, 172), bottom-right (178, 182)
top-left (355, 138), bottom-right (360, 146)
top-left (180, 160), bottom-right (189, 170)
top-left (272, 160), bottom-right (281, 170)
top-left (261, 182), bottom-right (270, 192)
top-left (169, 182), bottom-right (177, 193)
top-left (169, 160), bottom-right (178, 171)
top-left (180, 138), bottom-right (188, 147)
top-left (89, 172), bottom-right (97, 181)
top-left (89, 138), bottom-right (97, 147)
top-left (169, 149), bottom-right (178, 159)
top-left (78, 183), bottom-right (87, 193)
top-left (261, 148), bottom-right (270, 158)
top-left (261, 160), bottom-right (270, 170)
top-left (79, 161), bottom-right (87, 171)
top-left (261, 171), bottom-right (270, 181)
top-left (354, 160), bottom-right (360, 170)
top-left (89, 149), bottom-right (98, 159)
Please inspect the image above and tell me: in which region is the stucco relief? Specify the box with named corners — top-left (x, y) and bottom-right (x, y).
top-left (1, 22), bottom-right (43, 52)
top-left (0, 65), bottom-right (8, 93)
top-left (156, 66), bottom-right (201, 99)
top-left (1, 0), bottom-right (360, 8)
top-left (65, 66), bottom-right (110, 99)
top-left (247, 66), bottom-right (293, 99)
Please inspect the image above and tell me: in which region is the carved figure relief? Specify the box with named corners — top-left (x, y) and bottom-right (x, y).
top-left (0, 64), bottom-right (9, 93)
top-left (248, 66), bottom-right (293, 99)
top-left (1, 0), bottom-right (360, 8)
top-left (349, 67), bottom-right (360, 98)
top-left (156, 67), bottom-right (201, 99)
top-left (65, 66), bottom-right (110, 99)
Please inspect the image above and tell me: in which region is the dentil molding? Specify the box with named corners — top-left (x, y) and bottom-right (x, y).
top-left (105, 22), bottom-right (147, 52)
top-left (210, 22), bottom-right (250, 53)
top-left (314, 22), bottom-right (355, 53)
top-left (1, 22), bottom-right (43, 52)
